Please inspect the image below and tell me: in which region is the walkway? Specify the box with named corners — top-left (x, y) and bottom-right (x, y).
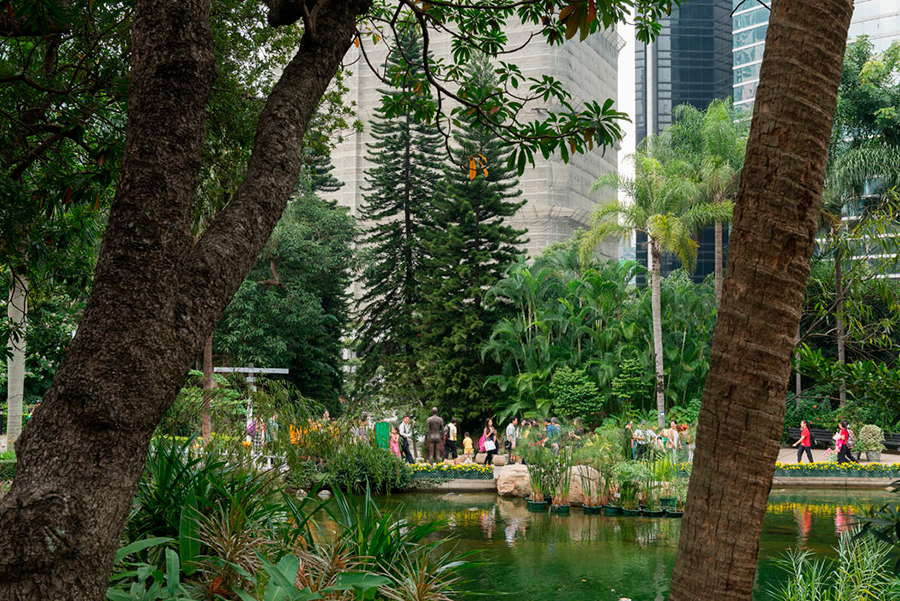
top-left (777, 446), bottom-right (900, 465)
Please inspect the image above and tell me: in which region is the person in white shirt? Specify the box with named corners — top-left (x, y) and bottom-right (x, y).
top-left (444, 418), bottom-right (459, 460)
top-left (398, 415), bottom-right (414, 463)
top-left (505, 417), bottom-right (519, 462)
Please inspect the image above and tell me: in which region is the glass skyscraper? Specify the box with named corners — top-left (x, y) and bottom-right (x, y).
top-left (634, 0), bottom-right (733, 284)
top-left (732, 0), bottom-right (900, 109)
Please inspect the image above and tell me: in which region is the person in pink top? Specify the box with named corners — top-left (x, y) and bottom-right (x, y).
top-left (792, 420), bottom-right (813, 463)
top-left (836, 420), bottom-right (852, 463)
top-left (389, 427), bottom-right (401, 458)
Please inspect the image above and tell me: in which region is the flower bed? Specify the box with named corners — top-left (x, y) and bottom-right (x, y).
top-left (409, 463), bottom-right (495, 480)
top-left (774, 461), bottom-right (900, 477)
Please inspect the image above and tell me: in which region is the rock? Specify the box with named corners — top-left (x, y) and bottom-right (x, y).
top-left (475, 452), bottom-right (487, 465)
top-left (495, 464), bottom-right (531, 497)
top-left (568, 465), bottom-right (603, 506)
top-left (317, 489), bottom-right (332, 500)
top-left (492, 454), bottom-right (508, 466)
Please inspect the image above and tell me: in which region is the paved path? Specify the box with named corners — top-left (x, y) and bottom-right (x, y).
top-left (777, 446), bottom-right (900, 464)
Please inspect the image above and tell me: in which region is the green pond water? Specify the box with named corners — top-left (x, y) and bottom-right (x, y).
top-left (375, 489), bottom-right (895, 601)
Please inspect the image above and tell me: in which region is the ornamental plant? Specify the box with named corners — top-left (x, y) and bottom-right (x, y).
top-left (855, 424), bottom-right (886, 453)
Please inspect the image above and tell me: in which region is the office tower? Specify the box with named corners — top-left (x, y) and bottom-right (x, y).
top-left (732, 0), bottom-right (900, 110)
top-left (326, 26), bottom-right (625, 261)
top-left (634, 0), bottom-right (734, 283)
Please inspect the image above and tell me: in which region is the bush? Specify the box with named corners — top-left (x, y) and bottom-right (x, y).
top-left (325, 444), bottom-right (411, 493)
top-left (856, 424), bottom-right (886, 453)
top-left (550, 367), bottom-right (604, 422)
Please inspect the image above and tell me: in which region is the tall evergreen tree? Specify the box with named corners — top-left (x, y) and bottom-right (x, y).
top-left (417, 58), bottom-right (526, 423)
top-left (355, 30), bottom-right (444, 402)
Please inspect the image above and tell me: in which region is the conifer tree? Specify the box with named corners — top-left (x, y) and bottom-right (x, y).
top-left (355, 29), bottom-right (443, 401)
top-left (417, 58), bottom-right (526, 422)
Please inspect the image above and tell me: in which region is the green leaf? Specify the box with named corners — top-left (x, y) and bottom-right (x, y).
top-left (165, 548), bottom-right (180, 598)
top-left (179, 490), bottom-right (200, 575)
top-left (114, 537), bottom-right (174, 564)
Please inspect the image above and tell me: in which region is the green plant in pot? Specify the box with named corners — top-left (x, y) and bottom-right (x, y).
top-left (854, 425), bottom-right (886, 462)
top-left (612, 460), bottom-right (649, 515)
top-left (550, 449), bottom-right (573, 513)
top-left (525, 446), bottom-right (549, 508)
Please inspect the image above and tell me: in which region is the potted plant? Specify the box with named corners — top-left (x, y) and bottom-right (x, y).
top-left (550, 449), bottom-right (573, 514)
top-left (525, 448), bottom-right (549, 511)
top-left (612, 460), bottom-right (649, 516)
top-left (855, 424), bottom-right (886, 462)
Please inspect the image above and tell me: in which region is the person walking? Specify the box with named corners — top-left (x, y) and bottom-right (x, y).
top-left (425, 407), bottom-right (444, 464)
top-left (398, 415), bottom-right (414, 463)
top-left (444, 418), bottom-right (459, 460)
top-left (462, 432), bottom-right (474, 461)
top-left (481, 418), bottom-right (498, 465)
top-left (792, 419), bottom-right (814, 463)
top-left (836, 420), bottom-right (853, 464)
top-left (505, 417), bottom-right (519, 463)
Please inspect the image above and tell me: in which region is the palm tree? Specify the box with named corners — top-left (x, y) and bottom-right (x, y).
top-left (582, 145), bottom-right (732, 428)
top-left (669, 99), bottom-right (748, 299)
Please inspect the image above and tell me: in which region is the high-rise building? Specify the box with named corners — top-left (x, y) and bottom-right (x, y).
top-left (732, 0), bottom-right (900, 110)
top-left (325, 26), bottom-right (625, 261)
top-left (634, 0), bottom-right (733, 284)
top-left (635, 0), bottom-right (733, 142)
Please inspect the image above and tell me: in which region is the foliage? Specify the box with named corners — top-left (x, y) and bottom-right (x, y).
top-left (549, 367), bottom-right (604, 423)
top-left (484, 243), bottom-right (717, 421)
top-left (216, 193), bottom-right (357, 412)
top-left (856, 425), bottom-right (886, 453)
top-left (354, 29), bottom-right (445, 406)
top-left (325, 444), bottom-right (411, 494)
top-left (415, 57), bottom-right (526, 424)
top-left (769, 535), bottom-right (900, 601)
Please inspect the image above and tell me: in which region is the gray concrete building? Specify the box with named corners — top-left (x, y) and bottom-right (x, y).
top-left (324, 25), bottom-right (624, 260)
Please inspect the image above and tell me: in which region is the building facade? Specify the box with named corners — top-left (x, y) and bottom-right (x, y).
top-left (732, 0), bottom-right (900, 110)
top-left (634, 0), bottom-right (733, 284)
top-left (325, 25), bottom-right (625, 261)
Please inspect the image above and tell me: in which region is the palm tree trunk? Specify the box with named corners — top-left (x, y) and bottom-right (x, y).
top-left (201, 333), bottom-right (215, 443)
top-left (835, 244), bottom-right (846, 406)
top-left (714, 219), bottom-right (723, 300)
top-left (5, 272), bottom-right (28, 443)
top-left (668, 1), bottom-right (853, 600)
top-left (650, 239), bottom-right (665, 429)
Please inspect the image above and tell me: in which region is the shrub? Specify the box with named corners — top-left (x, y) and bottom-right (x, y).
top-left (856, 424), bottom-right (886, 453)
top-left (550, 367), bottom-right (604, 422)
top-left (325, 444), bottom-right (411, 494)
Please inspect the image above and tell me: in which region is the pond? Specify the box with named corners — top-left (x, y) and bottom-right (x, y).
top-left (375, 489), bottom-right (895, 601)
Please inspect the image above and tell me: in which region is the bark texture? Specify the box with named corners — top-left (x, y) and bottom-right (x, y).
top-left (5, 273), bottom-right (28, 443)
top-left (0, 0), bottom-right (370, 597)
top-left (201, 333), bottom-right (215, 443)
top-left (668, 1), bottom-right (854, 600)
top-left (714, 219), bottom-right (723, 300)
top-left (650, 240), bottom-right (665, 428)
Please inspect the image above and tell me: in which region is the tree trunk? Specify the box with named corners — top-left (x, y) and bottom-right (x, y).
top-left (650, 239), bottom-right (665, 429)
top-left (835, 243), bottom-right (846, 406)
top-left (0, 0), bottom-right (370, 597)
top-left (714, 219), bottom-right (723, 300)
top-left (668, 1), bottom-right (853, 600)
top-left (5, 272), bottom-right (28, 443)
top-left (201, 333), bottom-right (215, 443)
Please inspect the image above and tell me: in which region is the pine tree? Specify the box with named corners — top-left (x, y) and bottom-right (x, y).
top-left (355, 30), bottom-right (444, 401)
top-left (417, 58), bottom-right (526, 423)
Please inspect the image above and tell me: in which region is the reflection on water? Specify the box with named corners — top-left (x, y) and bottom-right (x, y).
top-left (376, 489), bottom-right (894, 601)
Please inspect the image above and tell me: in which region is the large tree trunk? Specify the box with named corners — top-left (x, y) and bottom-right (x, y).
top-left (714, 219), bottom-right (723, 300)
top-left (201, 333), bottom-right (215, 443)
top-left (0, 0), bottom-right (369, 597)
top-left (668, 1), bottom-right (853, 600)
top-left (5, 272), bottom-right (28, 443)
top-left (650, 239), bottom-right (665, 429)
